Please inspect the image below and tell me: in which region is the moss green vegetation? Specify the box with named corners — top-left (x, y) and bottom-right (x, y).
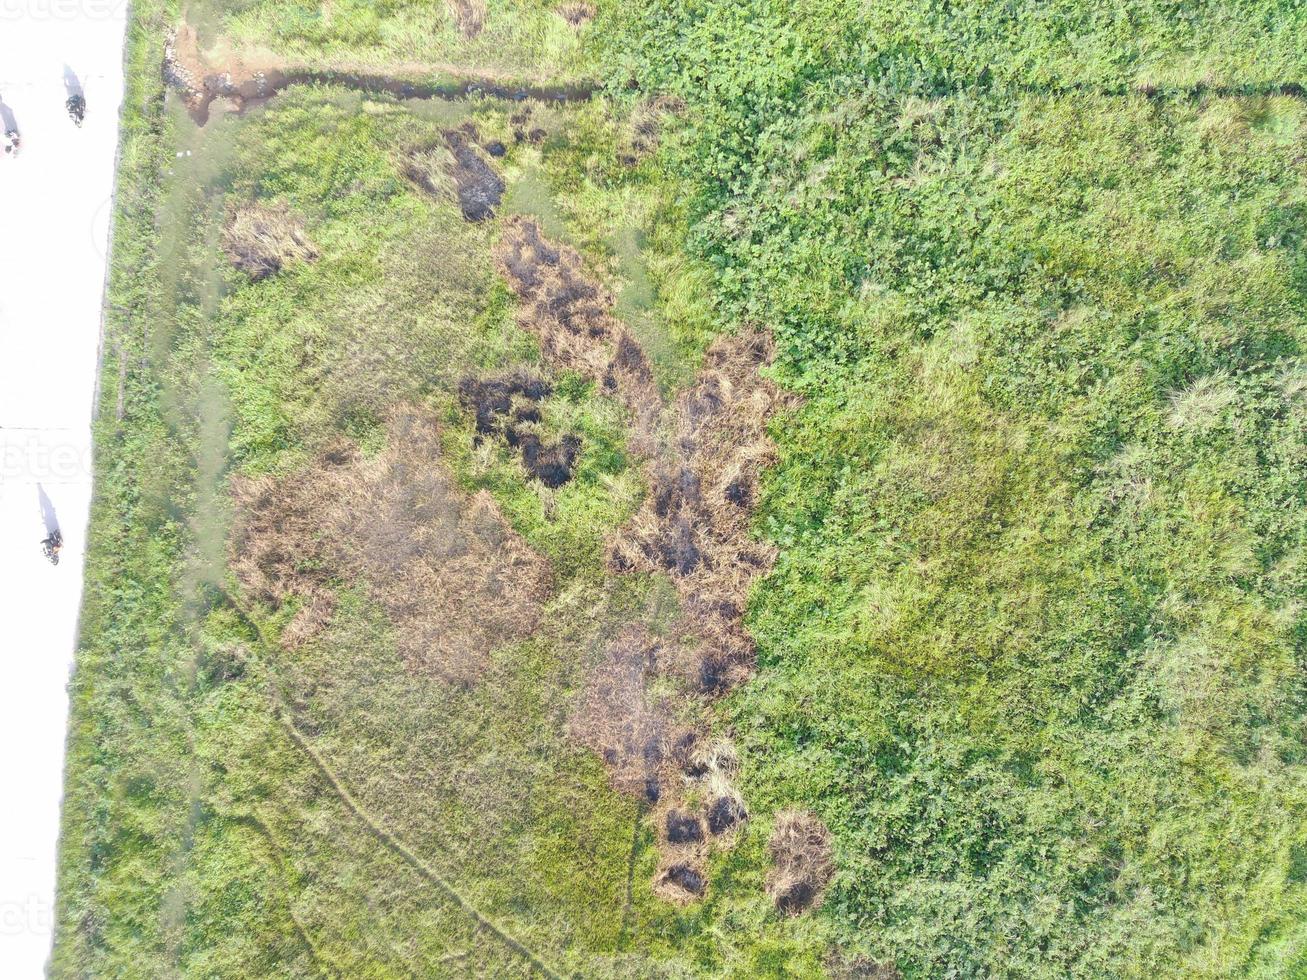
top-left (55, 0), bottom-right (1307, 977)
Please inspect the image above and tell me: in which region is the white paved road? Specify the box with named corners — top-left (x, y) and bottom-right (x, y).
top-left (0, 1), bottom-right (127, 975)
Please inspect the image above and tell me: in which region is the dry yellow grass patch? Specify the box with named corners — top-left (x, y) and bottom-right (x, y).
top-left (447, 0), bottom-right (486, 38)
top-left (497, 220), bottom-right (794, 902)
top-left (497, 217), bottom-right (664, 455)
top-left (609, 327), bottom-right (797, 694)
top-left (557, 1), bottom-right (595, 27)
top-left (232, 407), bottom-right (551, 684)
top-left (766, 809), bottom-right (834, 914)
top-left (222, 201), bottom-right (318, 280)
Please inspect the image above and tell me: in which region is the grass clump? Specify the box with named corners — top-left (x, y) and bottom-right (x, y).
top-left (222, 200), bottom-right (318, 280)
top-left (765, 809), bottom-right (834, 916)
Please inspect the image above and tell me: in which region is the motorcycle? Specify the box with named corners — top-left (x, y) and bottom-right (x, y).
top-left (41, 529), bottom-right (62, 566)
top-left (2, 129), bottom-right (19, 157)
top-left (66, 93), bottom-right (85, 128)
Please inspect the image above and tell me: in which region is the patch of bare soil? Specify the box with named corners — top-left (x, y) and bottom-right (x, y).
top-left (164, 24), bottom-right (286, 125)
top-left (458, 372), bottom-right (582, 487)
top-left (765, 809), bottom-right (834, 915)
top-left (232, 407), bottom-right (551, 685)
top-left (496, 220), bottom-right (796, 902)
top-left (446, 0), bottom-right (486, 38)
top-left (222, 201), bottom-right (318, 280)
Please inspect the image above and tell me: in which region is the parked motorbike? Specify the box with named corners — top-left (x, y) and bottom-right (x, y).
top-left (41, 529), bottom-right (62, 566)
top-left (2, 129), bottom-right (19, 157)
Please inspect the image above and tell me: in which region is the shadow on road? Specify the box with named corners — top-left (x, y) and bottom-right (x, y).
top-left (37, 484), bottom-right (59, 535)
top-left (62, 65), bottom-right (83, 99)
top-left (0, 94), bottom-right (17, 133)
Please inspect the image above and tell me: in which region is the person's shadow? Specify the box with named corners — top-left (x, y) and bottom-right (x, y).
top-left (0, 93), bottom-right (17, 134)
top-left (62, 65), bottom-right (83, 101)
top-left (37, 484), bottom-right (59, 537)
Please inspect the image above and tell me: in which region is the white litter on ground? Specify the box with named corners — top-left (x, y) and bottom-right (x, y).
top-left (0, 2), bottom-right (128, 975)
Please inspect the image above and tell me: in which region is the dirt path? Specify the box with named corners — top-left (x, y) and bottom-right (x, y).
top-left (227, 813), bottom-right (345, 980)
top-left (225, 596), bottom-right (565, 979)
top-left (165, 23), bottom-right (596, 125)
top-left (275, 711), bottom-right (565, 979)
top-left (0, 7), bottom-right (128, 976)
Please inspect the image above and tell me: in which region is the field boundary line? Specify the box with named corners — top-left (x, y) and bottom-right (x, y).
top-left (230, 813), bottom-right (345, 980)
top-left (273, 709), bottom-right (566, 979)
top-left (220, 591), bottom-right (567, 978)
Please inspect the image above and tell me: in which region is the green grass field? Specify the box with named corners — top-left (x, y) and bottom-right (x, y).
top-left (193, 0), bottom-right (596, 81)
top-left (53, 1), bottom-right (1307, 977)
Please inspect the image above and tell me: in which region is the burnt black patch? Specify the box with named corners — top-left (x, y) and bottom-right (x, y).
top-left (684, 377), bottom-right (723, 426)
top-left (707, 796), bottom-right (746, 835)
top-left (773, 879), bottom-right (816, 915)
top-left (322, 444), bottom-right (354, 467)
top-left (698, 655), bottom-right (728, 693)
top-left (443, 129), bottom-right (504, 221)
top-left (457, 373), bottom-right (551, 436)
top-left (664, 517), bottom-right (701, 575)
top-left (510, 109), bottom-right (532, 144)
top-left (724, 476), bottom-right (752, 507)
top-left (666, 810), bottom-right (704, 845)
top-left (518, 431), bottom-right (582, 489)
top-left (642, 737), bottom-right (663, 764)
top-left (500, 219), bottom-right (561, 290)
top-left (459, 373), bottom-right (583, 487)
top-left (653, 466), bottom-right (701, 518)
top-left (486, 140), bottom-right (507, 157)
top-left (662, 863), bottom-right (706, 896)
top-left (671, 731), bottom-right (699, 770)
top-left (614, 331), bottom-right (652, 380)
